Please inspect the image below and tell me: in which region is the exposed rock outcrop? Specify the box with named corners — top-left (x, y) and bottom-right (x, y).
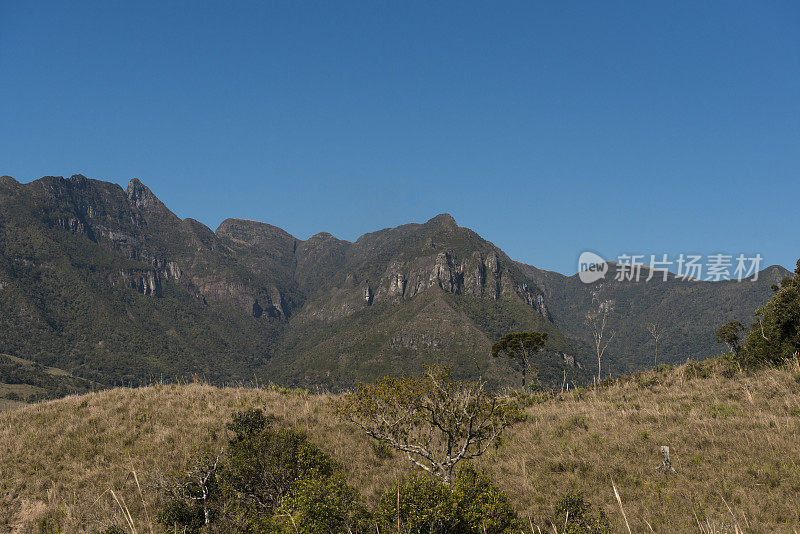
top-left (370, 248), bottom-right (550, 319)
top-left (363, 285), bottom-right (373, 305)
top-left (112, 269), bottom-right (161, 297)
top-left (125, 178), bottom-right (161, 210)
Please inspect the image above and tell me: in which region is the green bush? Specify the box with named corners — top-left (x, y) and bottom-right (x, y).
top-left (159, 410), bottom-right (521, 534)
top-left (552, 492), bottom-right (611, 534)
top-left (451, 465), bottom-right (518, 533)
top-left (378, 465), bottom-right (517, 533)
top-left (157, 499), bottom-right (206, 533)
top-left (156, 449), bottom-right (221, 533)
top-left (158, 409), bottom-right (366, 533)
top-left (277, 472), bottom-right (369, 533)
top-left (684, 359), bottom-right (712, 380)
top-left (741, 263), bottom-right (800, 367)
top-left (219, 409), bottom-right (339, 515)
top-left (226, 407), bottom-right (274, 440)
top-left (379, 473), bottom-right (457, 533)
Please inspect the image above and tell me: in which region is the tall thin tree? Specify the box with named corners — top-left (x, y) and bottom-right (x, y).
top-left (646, 322), bottom-right (663, 366)
top-left (585, 302), bottom-right (615, 384)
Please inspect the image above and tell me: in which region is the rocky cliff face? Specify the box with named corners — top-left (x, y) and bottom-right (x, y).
top-left (0, 175), bottom-right (300, 319)
top-left (372, 249), bottom-right (550, 315)
top-left (287, 214), bottom-right (552, 323)
top-left (125, 178), bottom-right (163, 211)
top-left (203, 210), bottom-right (555, 325)
top-left (0, 174), bottom-right (587, 390)
top-left (0, 173), bottom-right (788, 390)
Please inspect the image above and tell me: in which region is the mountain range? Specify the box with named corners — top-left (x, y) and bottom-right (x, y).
top-left (0, 174), bottom-right (790, 398)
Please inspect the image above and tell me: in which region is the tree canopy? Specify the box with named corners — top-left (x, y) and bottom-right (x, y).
top-left (335, 365), bottom-right (523, 484)
top-left (715, 320), bottom-right (746, 356)
top-left (491, 331), bottom-right (548, 388)
top-left (740, 260), bottom-right (800, 367)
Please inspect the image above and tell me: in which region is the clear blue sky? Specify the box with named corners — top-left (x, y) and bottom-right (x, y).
top-left (1, 1), bottom-right (798, 274)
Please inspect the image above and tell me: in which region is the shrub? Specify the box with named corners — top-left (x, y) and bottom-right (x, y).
top-left (156, 450), bottom-right (221, 533)
top-left (684, 359), bottom-right (712, 380)
top-left (219, 409), bottom-right (339, 515)
top-left (158, 409), bottom-right (365, 533)
top-left (226, 407), bottom-right (274, 440)
top-left (378, 466), bottom-right (517, 533)
top-left (451, 465), bottom-right (518, 533)
top-left (157, 498), bottom-right (206, 533)
top-left (277, 472), bottom-right (369, 533)
top-left (740, 261), bottom-right (800, 367)
top-left (379, 473), bottom-right (459, 533)
top-left (552, 492), bottom-right (611, 534)
top-left (716, 321), bottom-right (746, 356)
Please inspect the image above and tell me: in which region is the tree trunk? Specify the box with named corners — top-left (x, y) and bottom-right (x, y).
top-left (597, 354), bottom-right (601, 384)
top-left (443, 465), bottom-right (453, 485)
top-left (203, 491), bottom-right (210, 525)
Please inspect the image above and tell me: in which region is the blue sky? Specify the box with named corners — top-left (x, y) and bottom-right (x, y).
top-left (1, 1), bottom-right (798, 274)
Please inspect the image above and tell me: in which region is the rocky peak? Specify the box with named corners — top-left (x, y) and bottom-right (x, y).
top-left (216, 218), bottom-right (297, 249)
top-left (298, 231), bottom-right (349, 257)
top-left (0, 175), bottom-right (20, 190)
top-left (126, 178), bottom-right (161, 210)
top-left (425, 213), bottom-right (457, 228)
top-left (309, 231), bottom-right (336, 241)
top-left (182, 218), bottom-right (219, 249)
top-left (68, 174), bottom-right (89, 188)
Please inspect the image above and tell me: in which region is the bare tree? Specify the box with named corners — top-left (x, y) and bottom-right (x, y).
top-left (646, 322), bottom-right (663, 366)
top-left (585, 301), bottom-right (615, 384)
top-left (156, 450), bottom-right (222, 527)
top-left (335, 365), bottom-right (523, 484)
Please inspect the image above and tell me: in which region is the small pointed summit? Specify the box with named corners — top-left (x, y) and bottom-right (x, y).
top-left (426, 213), bottom-right (457, 227)
top-left (126, 178), bottom-right (159, 209)
top-left (127, 177), bottom-right (146, 190)
top-left (310, 231), bottom-right (335, 240)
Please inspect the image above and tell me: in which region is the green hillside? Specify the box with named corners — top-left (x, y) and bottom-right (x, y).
top-left (0, 174), bottom-right (786, 396)
top-left (270, 290), bottom-right (584, 389)
top-left (517, 261), bottom-right (789, 374)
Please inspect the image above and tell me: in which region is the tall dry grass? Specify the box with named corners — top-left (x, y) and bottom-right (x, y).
top-left (1, 359), bottom-right (799, 532)
top-left (486, 357), bottom-right (800, 532)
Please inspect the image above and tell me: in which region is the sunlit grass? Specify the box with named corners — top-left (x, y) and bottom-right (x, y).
top-left (1, 358), bottom-right (799, 532)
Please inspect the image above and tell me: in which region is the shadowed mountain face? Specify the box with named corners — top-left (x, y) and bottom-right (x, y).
top-left (0, 175), bottom-right (282, 386)
top-left (516, 262), bottom-right (789, 376)
top-left (0, 175), bottom-right (787, 394)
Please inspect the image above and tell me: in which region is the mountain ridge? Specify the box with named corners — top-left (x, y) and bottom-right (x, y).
top-left (0, 174), bottom-right (788, 395)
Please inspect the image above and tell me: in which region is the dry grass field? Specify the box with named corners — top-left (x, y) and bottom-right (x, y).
top-left (1, 358), bottom-right (799, 533)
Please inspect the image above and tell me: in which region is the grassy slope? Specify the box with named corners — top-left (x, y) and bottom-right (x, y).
top-left (271, 290), bottom-right (586, 390)
top-left (0, 354), bottom-right (98, 403)
top-left (1, 360), bottom-right (799, 533)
